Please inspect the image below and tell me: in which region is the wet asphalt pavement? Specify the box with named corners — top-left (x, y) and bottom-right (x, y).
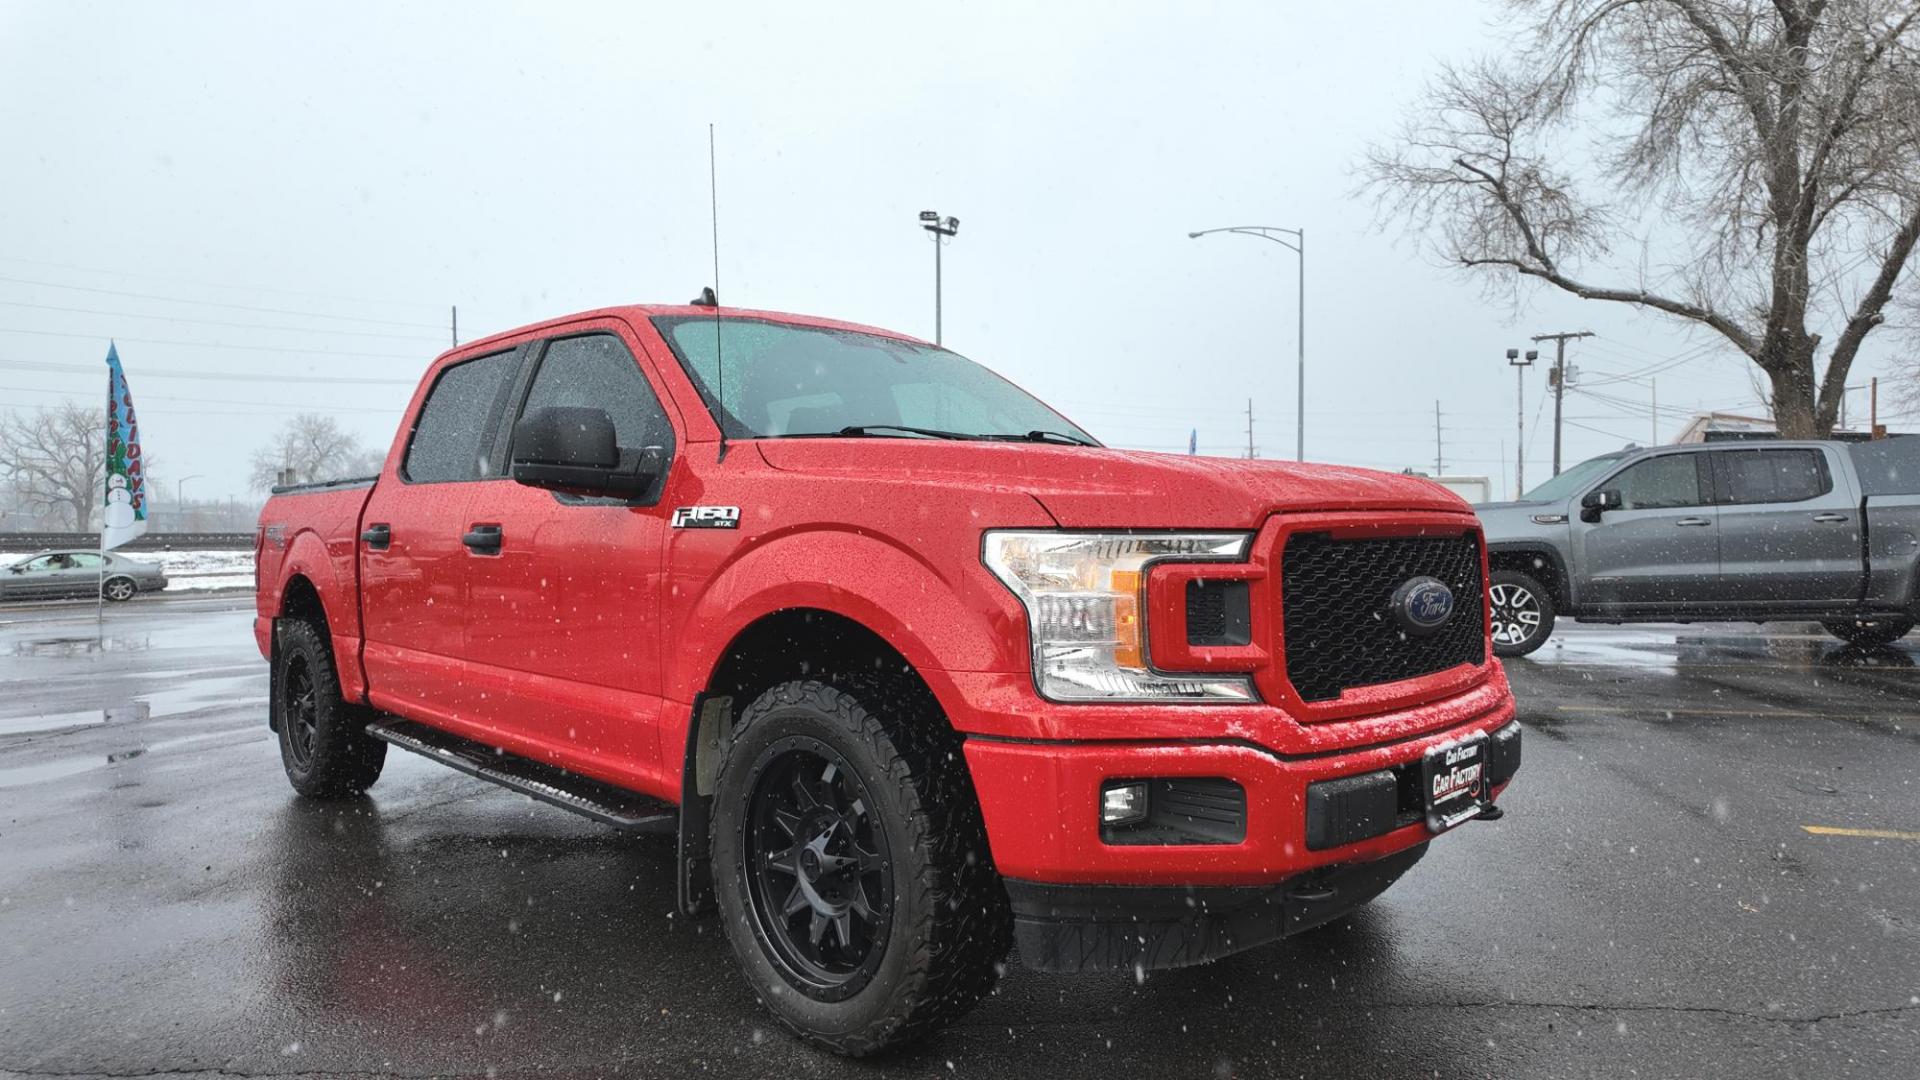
top-left (2, 595), bottom-right (1917, 1079)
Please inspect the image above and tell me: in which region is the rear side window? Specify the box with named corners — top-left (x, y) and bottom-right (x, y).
top-left (1609, 453), bottom-right (1707, 510)
top-left (517, 334), bottom-right (674, 453)
top-left (404, 350), bottom-right (517, 483)
top-left (1714, 449), bottom-right (1830, 505)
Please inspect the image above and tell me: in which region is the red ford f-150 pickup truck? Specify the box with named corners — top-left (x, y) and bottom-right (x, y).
top-left (254, 300), bottom-right (1519, 1054)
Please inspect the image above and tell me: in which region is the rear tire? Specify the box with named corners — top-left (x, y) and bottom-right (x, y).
top-left (272, 619), bottom-right (385, 798)
top-left (1489, 569), bottom-right (1555, 658)
top-left (1820, 616), bottom-right (1915, 648)
top-left (709, 679), bottom-right (1009, 1056)
top-left (101, 576), bottom-right (137, 602)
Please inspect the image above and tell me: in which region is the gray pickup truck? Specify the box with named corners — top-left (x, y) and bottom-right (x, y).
top-left (1477, 437), bottom-right (1920, 656)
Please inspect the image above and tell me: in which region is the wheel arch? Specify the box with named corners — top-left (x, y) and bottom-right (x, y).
top-left (1487, 543), bottom-right (1573, 610)
top-left (675, 605), bottom-right (976, 917)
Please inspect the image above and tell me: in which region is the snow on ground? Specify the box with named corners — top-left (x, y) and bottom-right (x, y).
top-left (0, 549), bottom-right (253, 592)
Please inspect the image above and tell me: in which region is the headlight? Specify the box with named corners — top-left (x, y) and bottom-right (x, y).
top-left (982, 531), bottom-right (1257, 702)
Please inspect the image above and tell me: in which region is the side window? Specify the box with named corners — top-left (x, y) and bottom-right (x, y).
top-left (69, 553), bottom-right (105, 568)
top-left (518, 335), bottom-right (674, 454)
top-left (22, 555), bottom-right (58, 571)
top-left (404, 350), bottom-right (517, 483)
top-left (1609, 454), bottom-right (1707, 510)
top-left (1716, 449), bottom-right (1830, 505)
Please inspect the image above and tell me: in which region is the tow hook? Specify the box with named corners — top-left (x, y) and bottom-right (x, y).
top-left (1474, 803), bottom-right (1506, 821)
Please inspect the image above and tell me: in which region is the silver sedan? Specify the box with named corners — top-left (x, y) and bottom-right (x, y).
top-left (0, 550), bottom-right (170, 602)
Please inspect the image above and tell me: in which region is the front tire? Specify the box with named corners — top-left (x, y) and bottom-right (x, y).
top-left (1489, 569), bottom-right (1555, 658)
top-left (710, 680), bottom-right (1009, 1056)
top-left (1821, 616), bottom-right (1915, 648)
top-left (101, 576), bottom-right (137, 602)
top-left (272, 619), bottom-right (385, 798)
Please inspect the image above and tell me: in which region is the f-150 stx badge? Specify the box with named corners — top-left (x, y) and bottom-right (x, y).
top-left (672, 505), bottom-right (741, 529)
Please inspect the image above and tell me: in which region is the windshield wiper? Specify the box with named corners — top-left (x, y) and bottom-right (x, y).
top-left (833, 424), bottom-right (971, 440)
top-left (1022, 429), bottom-right (1097, 446)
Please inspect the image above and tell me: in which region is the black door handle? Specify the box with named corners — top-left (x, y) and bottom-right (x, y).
top-left (462, 524), bottom-right (502, 554)
top-left (360, 523), bottom-right (391, 549)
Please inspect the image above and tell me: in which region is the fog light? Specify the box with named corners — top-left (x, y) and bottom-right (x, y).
top-left (1100, 781), bottom-right (1149, 826)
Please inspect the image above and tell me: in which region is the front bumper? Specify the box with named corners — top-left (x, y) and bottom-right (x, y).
top-left (967, 703), bottom-right (1519, 972)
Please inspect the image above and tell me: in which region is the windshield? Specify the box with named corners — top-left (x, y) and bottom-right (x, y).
top-left (1521, 452), bottom-right (1627, 502)
top-left (652, 316), bottom-right (1097, 444)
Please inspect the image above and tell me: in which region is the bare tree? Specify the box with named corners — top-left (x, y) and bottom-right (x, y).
top-left (1365, 0), bottom-right (1920, 437)
top-left (0, 404), bottom-right (105, 530)
top-left (249, 414), bottom-right (382, 491)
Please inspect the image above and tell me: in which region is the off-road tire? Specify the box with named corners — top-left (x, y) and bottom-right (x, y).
top-left (272, 618), bottom-right (385, 798)
top-left (1489, 569), bottom-right (1555, 658)
top-left (709, 679), bottom-right (1010, 1056)
top-left (1821, 616), bottom-right (1916, 648)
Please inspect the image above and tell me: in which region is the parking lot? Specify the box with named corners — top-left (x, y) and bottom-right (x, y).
top-left (2, 594), bottom-right (1917, 1079)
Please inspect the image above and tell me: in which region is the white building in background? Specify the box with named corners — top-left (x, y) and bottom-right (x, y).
top-left (1670, 411), bottom-right (1880, 444)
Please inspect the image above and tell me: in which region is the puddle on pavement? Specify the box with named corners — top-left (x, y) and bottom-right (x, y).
top-left (0, 702), bottom-right (151, 737)
top-left (0, 726), bottom-right (260, 789)
top-left (9, 635), bottom-right (153, 657)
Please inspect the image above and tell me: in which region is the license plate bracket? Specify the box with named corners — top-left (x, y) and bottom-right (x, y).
top-left (1422, 734), bottom-right (1488, 833)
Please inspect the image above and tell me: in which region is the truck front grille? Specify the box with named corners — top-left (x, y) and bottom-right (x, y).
top-left (1280, 532), bottom-right (1485, 702)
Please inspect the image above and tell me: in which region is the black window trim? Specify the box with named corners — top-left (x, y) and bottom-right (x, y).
top-left (399, 345), bottom-right (527, 486)
top-left (493, 329), bottom-right (678, 508)
top-left (1707, 446), bottom-right (1834, 506)
top-left (1590, 449), bottom-right (1714, 511)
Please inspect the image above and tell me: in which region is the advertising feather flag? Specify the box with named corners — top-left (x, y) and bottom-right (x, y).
top-left (102, 343), bottom-right (148, 550)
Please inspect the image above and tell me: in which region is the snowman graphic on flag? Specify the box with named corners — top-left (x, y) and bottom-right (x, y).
top-left (102, 343), bottom-right (149, 551)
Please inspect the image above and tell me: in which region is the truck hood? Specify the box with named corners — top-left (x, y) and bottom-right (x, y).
top-left (754, 440), bottom-right (1468, 529)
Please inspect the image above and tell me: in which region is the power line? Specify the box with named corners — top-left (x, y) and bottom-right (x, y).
top-left (0, 298), bottom-right (447, 342)
top-left (0, 274), bottom-right (447, 329)
top-left (0, 255), bottom-right (447, 311)
top-left (0, 383), bottom-right (403, 414)
top-left (0, 327), bottom-right (427, 360)
top-left (0, 358), bottom-right (415, 386)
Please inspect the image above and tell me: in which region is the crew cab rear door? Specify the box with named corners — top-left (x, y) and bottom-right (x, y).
top-left (1707, 445), bottom-right (1860, 606)
top-left (359, 346), bottom-right (523, 725)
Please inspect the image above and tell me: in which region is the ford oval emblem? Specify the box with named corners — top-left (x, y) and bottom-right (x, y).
top-left (1391, 576), bottom-right (1455, 636)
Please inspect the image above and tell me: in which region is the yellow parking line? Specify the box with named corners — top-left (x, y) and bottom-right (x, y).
top-left (1801, 825), bottom-right (1920, 842)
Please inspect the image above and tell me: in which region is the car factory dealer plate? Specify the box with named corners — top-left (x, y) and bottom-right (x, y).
top-left (1422, 734), bottom-right (1488, 833)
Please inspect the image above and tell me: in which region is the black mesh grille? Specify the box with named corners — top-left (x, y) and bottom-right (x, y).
top-left (1280, 532), bottom-right (1485, 702)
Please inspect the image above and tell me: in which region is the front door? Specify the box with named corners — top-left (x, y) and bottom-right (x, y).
top-left (1572, 450), bottom-right (1718, 610)
top-left (458, 327), bottom-right (679, 796)
top-left (1709, 446), bottom-right (1860, 606)
top-left (359, 346), bottom-right (522, 729)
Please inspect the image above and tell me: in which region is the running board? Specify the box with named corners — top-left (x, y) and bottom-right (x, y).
top-left (366, 718), bottom-right (677, 833)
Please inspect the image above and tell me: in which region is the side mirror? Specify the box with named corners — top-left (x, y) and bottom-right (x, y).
top-left (510, 407), bottom-right (663, 497)
top-left (1580, 488), bottom-right (1619, 523)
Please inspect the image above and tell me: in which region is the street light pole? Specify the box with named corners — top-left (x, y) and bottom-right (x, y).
top-left (1507, 349), bottom-right (1538, 499)
top-left (919, 211), bottom-right (959, 345)
top-left (1187, 225), bottom-right (1306, 461)
top-left (177, 474), bottom-right (203, 523)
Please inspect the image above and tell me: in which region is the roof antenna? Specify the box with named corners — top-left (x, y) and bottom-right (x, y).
top-left (707, 122), bottom-right (728, 462)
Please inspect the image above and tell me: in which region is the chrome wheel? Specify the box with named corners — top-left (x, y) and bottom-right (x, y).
top-left (102, 577), bottom-right (136, 602)
top-left (1489, 582), bottom-right (1542, 648)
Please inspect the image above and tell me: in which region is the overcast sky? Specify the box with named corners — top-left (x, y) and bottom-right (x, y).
top-left (1, 1), bottom-right (1909, 507)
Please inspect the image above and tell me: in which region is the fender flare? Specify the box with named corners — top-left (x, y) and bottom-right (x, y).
top-left (271, 527), bottom-right (366, 702)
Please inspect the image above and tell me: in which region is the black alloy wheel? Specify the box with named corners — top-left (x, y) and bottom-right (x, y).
top-left (742, 737), bottom-right (894, 1000)
top-left (283, 652), bottom-right (320, 771)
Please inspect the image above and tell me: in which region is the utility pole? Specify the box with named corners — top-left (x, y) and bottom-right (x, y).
top-left (451, 305), bottom-right (458, 347)
top-left (919, 211), bottom-right (960, 345)
top-left (1532, 331), bottom-right (1592, 476)
top-left (1507, 348), bottom-right (1538, 499)
top-left (1650, 378), bottom-right (1659, 445)
top-left (1433, 400), bottom-right (1444, 474)
top-left (1245, 398), bottom-right (1256, 459)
